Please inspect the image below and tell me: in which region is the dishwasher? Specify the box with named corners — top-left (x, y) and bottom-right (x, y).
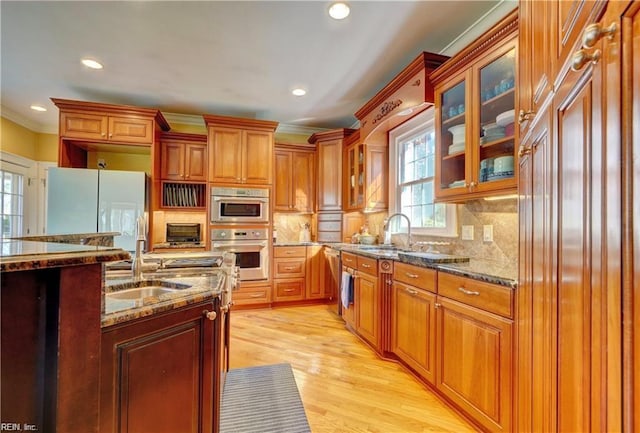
top-left (324, 246), bottom-right (342, 316)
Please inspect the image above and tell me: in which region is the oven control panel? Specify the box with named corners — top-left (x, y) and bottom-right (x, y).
top-left (211, 228), bottom-right (269, 241)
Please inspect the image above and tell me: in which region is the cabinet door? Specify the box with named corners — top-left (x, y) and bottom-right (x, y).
top-left (273, 278), bottom-right (306, 302)
top-left (474, 40), bottom-right (517, 193)
top-left (344, 142), bottom-right (364, 211)
top-left (364, 144), bottom-right (388, 211)
top-left (356, 272), bottom-right (379, 350)
top-left (100, 303), bottom-right (216, 433)
top-left (161, 142), bottom-right (185, 180)
top-left (317, 139), bottom-right (343, 211)
top-left (392, 281), bottom-right (436, 384)
top-left (435, 71), bottom-right (471, 199)
top-left (273, 150), bottom-right (293, 210)
top-left (243, 130), bottom-right (273, 184)
top-left (184, 143), bottom-right (207, 181)
top-left (306, 245), bottom-right (329, 299)
top-left (436, 297), bottom-right (513, 433)
top-left (209, 127), bottom-right (243, 183)
top-left (60, 111), bottom-right (107, 140)
top-left (292, 151), bottom-right (314, 213)
top-left (108, 116), bottom-right (154, 144)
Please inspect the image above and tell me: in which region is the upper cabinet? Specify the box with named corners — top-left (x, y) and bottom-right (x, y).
top-left (204, 114), bottom-right (278, 186)
top-left (309, 129), bottom-right (356, 212)
top-left (52, 98), bottom-right (171, 168)
top-left (343, 130), bottom-right (388, 212)
top-left (273, 144), bottom-right (315, 213)
top-left (160, 132), bottom-right (207, 182)
top-left (431, 10), bottom-right (518, 202)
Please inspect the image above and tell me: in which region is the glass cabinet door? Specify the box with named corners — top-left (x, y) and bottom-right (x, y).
top-left (438, 79), bottom-right (467, 191)
top-left (477, 47), bottom-right (516, 186)
top-left (346, 143), bottom-right (364, 209)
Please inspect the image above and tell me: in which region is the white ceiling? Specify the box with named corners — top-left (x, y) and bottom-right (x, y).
top-left (1, 1), bottom-right (516, 135)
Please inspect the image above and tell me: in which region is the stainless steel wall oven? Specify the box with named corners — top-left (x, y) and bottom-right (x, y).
top-left (211, 228), bottom-right (269, 281)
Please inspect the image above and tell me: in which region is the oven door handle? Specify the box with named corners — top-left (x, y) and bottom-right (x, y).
top-left (212, 197), bottom-right (268, 203)
top-left (212, 243), bottom-right (266, 253)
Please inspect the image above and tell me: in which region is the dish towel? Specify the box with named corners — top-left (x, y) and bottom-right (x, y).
top-left (341, 271), bottom-right (352, 310)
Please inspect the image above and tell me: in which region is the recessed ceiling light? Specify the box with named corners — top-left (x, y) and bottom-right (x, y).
top-left (329, 2), bottom-right (350, 20)
top-left (292, 88), bottom-right (307, 96)
top-left (81, 58), bottom-right (103, 69)
top-left (30, 105), bottom-right (47, 112)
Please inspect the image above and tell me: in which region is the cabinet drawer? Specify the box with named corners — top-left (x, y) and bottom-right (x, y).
top-left (273, 279), bottom-right (305, 301)
top-left (273, 246), bottom-right (306, 258)
top-left (437, 272), bottom-right (513, 318)
top-left (393, 262), bottom-right (437, 293)
top-left (357, 256), bottom-right (377, 276)
top-left (317, 232), bottom-right (341, 242)
top-left (233, 287), bottom-right (271, 305)
top-left (341, 252), bottom-right (357, 268)
top-left (273, 258), bottom-right (306, 278)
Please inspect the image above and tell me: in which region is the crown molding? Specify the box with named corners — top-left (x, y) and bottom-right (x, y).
top-left (162, 112), bottom-right (205, 127)
top-left (1, 105), bottom-right (57, 134)
top-left (275, 123), bottom-right (329, 136)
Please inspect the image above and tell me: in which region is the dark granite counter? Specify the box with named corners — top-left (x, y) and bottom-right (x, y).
top-left (102, 272), bottom-right (224, 328)
top-left (13, 232), bottom-right (118, 246)
top-left (0, 240), bottom-right (129, 272)
top-left (326, 242), bottom-right (517, 288)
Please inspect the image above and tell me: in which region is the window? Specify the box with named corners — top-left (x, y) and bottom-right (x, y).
top-left (389, 108), bottom-right (457, 236)
top-left (1, 169), bottom-right (24, 239)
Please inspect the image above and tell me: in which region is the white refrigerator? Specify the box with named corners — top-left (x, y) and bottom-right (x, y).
top-left (47, 167), bottom-right (147, 252)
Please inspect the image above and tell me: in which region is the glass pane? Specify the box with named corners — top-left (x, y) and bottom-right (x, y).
top-left (434, 203), bottom-right (447, 228)
top-left (440, 80), bottom-right (467, 188)
top-left (423, 204), bottom-right (435, 227)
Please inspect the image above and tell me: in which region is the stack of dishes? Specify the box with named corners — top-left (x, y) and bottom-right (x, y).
top-left (480, 122), bottom-right (505, 144)
top-left (496, 109), bottom-right (515, 136)
top-left (487, 155), bottom-right (514, 180)
top-left (448, 180), bottom-right (466, 188)
top-left (448, 124), bottom-right (465, 155)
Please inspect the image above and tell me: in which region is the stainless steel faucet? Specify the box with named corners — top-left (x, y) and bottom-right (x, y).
top-left (132, 215), bottom-right (146, 279)
top-left (383, 213), bottom-right (411, 249)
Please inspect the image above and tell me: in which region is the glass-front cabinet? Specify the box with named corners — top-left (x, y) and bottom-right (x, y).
top-left (345, 141), bottom-right (365, 210)
top-left (433, 29), bottom-right (517, 201)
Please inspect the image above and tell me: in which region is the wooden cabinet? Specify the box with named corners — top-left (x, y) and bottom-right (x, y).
top-left (274, 146), bottom-right (315, 213)
top-left (392, 281), bottom-right (437, 384)
top-left (204, 115), bottom-right (278, 185)
top-left (517, 1), bottom-right (629, 432)
top-left (52, 98), bottom-right (170, 168)
top-left (436, 296), bottom-right (513, 433)
top-left (232, 283), bottom-right (271, 307)
top-left (273, 246), bottom-right (306, 302)
top-left (343, 130), bottom-right (388, 212)
top-left (100, 300), bottom-right (221, 433)
top-left (431, 11), bottom-right (518, 202)
top-left (309, 128), bottom-right (356, 212)
top-left (160, 132), bottom-right (207, 181)
top-left (355, 264), bottom-right (379, 349)
top-left (306, 245), bottom-right (331, 300)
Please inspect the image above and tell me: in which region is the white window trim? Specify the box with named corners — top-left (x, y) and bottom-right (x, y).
top-left (388, 108), bottom-right (458, 237)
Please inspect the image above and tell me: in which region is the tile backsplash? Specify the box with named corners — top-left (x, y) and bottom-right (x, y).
top-left (273, 213), bottom-right (314, 243)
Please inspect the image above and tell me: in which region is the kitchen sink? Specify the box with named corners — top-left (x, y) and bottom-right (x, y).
top-left (106, 280), bottom-right (190, 301)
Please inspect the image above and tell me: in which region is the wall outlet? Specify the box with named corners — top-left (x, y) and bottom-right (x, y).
top-left (483, 224), bottom-right (494, 242)
top-left (461, 225), bottom-right (474, 240)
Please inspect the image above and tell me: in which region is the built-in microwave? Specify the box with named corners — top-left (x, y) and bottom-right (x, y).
top-left (210, 187), bottom-right (269, 224)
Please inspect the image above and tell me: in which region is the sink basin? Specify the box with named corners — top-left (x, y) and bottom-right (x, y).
top-left (106, 279), bottom-right (190, 301)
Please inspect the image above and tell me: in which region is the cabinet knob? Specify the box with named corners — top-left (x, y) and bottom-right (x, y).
top-left (469, 181), bottom-right (476, 191)
top-left (220, 304), bottom-right (230, 313)
top-left (434, 303), bottom-right (442, 309)
top-left (571, 49), bottom-right (601, 71)
top-left (108, 133), bottom-right (113, 138)
top-left (518, 110), bottom-right (535, 125)
top-left (203, 310), bottom-right (217, 321)
top-left (582, 22), bottom-right (617, 48)
top-left (101, 132), bottom-right (106, 137)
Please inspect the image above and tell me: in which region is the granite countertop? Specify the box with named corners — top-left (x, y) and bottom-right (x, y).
top-left (274, 241), bottom-right (324, 247)
top-left (0, 240), bottom-right (130, 272)
top-left (101, 272), bottom-right (224, 328)
top-left (327, 243), bottom-right (517, 288)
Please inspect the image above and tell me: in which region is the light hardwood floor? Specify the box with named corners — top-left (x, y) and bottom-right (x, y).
top-left (229, 304), bottom-right (477, 433)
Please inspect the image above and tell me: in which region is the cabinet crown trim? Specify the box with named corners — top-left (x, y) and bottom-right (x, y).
top-left (429, 8), bottom-right (518, 84)
top-left (50, 97), bottom-right (171, 131)
top-left (308, 128), bottom-right (357, 144)
top-left (202, 114), bottom-right (278, 131)
top-left (160, 131), bottom-right (207, 143)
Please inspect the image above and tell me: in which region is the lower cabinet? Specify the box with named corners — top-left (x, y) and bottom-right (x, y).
top-left (436, 297), bottom-right (513, 433)
top-left (355, 271), bottom-right (379, 350)
top-left (391, 263), bottom-right (514, 433)
top-left (100, 300), bottom-right (221, 433)
top-left (391, 281), bottom-right (437, 384)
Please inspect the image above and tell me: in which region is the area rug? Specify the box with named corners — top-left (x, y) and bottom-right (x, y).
top-left (220, 363), bottom-right (311, 433)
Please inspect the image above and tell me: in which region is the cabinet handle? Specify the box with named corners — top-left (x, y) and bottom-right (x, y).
top-left (571, 49), bottom-right (601, 71)
top-left (518, 110), bottom-right (535, 125)
top-left (283, 266), bottom-right (296, 270)
top-left (203, 310), bottom-right (217, 321)
top-left (435, 303), bottom-right (442, 309)
top-left (109, 133), bottom-right (113, 138)
top-left (284, 288), bottom-right (295, 292)
top-left (250, 293), bottom-right (263, 298)
top-left (405, 272), bottom-right (419, 279)
top-left (582, 22), bottom-right (617, 48)
top-left (405, 287), bottom-right (418, 296)
top-left (361, 263), bottom-right (371, 268)
top-left (469, 181), bottom-right (476, 191)
top-left (101, 132), bottom-right (106, 137)
top-left (519, 145), bottom-right (532, 158)
top-left (220, 304), bottom-right (230, 313)
top-left (285, 251), bottom-right (296, 255)
top-left (458, 287), bottom-right (480, 296)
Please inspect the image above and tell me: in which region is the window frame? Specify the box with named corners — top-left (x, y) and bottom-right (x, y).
top-left (388, 108), bottom-right (458, 237)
